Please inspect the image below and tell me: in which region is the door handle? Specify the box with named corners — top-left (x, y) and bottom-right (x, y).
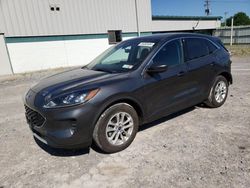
top-left (177, 71), bottom-right (185, 77)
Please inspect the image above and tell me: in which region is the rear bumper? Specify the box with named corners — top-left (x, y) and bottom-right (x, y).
top-left (24, 90), bottom-right (100, 149)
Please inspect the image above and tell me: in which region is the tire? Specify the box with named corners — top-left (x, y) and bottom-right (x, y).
top-left (205, 75), bottom-right (229, 108)
top-left (93, 103), bottom-right (139, 153)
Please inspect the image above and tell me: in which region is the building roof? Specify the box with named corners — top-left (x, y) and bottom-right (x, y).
top-left (152, 15), bottom-right (222, 21)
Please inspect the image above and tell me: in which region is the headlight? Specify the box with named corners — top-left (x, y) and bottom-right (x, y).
top-left (43, 89), bottom-right (99, 108)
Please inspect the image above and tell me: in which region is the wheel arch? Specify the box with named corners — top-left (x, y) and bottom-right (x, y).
top-left (92, 97), bottom-right (142, 153)
top-left (218, 71), bottom-right (233, 84)
top-left (103, 98), bottom-right (145, 125)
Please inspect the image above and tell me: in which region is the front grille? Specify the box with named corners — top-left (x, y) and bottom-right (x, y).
top-left (25, 105), bottom-right (45, 127)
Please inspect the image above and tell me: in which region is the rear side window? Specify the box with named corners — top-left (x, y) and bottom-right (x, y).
top-left (153, 40), bottom-right (182, 67)
top-left (184, 38), bottom-right (209, 61)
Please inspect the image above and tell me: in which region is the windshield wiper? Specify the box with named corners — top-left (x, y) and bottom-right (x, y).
top-left (93, 68), bottom-right (114, 73)
top-left (81, 66), bottom-right (90, 70)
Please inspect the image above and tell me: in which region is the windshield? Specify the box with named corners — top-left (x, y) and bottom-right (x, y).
top-left (86, 39), bottom-right (159, 73)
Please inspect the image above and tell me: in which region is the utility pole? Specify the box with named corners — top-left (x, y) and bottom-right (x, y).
top-left (230, 17), bottom-right (234, 46)
top-left (135, 0), bottom-right (140, 37)
top-left (204, 0), bottom-right (211, 16)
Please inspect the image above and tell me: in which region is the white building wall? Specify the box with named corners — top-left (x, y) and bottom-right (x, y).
top-left (0, 0), bottom-right (220, 37)
top-left (151, 20), bottom-right (221, 32)
top-left (7, 37), bottom-right (133, 73)
top-left (0, 34), bottom-right (12, 75)
top-left (0, 0), bottom-right (140, 37)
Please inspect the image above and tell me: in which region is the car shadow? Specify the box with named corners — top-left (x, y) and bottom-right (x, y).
top-left (35, 106), bottom-right (196, 156)
top-left (34, 137), bottom-right (90, 157)
top-left (90, 142), bottom-right (108, 154)
top-left (139, 106), bottom-right (196, 132)
top-left (91, 106), bottom-right (196, 154)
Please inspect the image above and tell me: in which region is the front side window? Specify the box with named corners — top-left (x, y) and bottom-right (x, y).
top-left (86, 39), bottom-right (159, 73)
top-left (153, 40), bottom-right (182, 67)
top-left (185, 38), bottom-right (209, 61)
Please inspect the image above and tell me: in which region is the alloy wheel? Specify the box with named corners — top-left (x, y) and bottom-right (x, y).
top-left (105, 112), bottom-right (134, 146)
top-left (214, 81), bottom-right (227, 103)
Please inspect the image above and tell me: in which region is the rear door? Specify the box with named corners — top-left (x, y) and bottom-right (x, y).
top-left (183, 37), bottom-right (218, 100)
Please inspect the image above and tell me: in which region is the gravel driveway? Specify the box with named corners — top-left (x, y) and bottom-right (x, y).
top-left (0, 56), bottom-right (250, 188)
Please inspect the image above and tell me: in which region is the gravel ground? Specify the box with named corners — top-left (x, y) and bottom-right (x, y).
top-left (0, 56), bottom-right (250, 188)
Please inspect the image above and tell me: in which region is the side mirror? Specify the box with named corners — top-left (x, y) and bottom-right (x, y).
top-left (146, 65), bottom-right (168, 74)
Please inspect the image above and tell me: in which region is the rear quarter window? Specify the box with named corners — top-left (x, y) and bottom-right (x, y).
top-left (206, 40), bottom-right (218, 54)
top-left (214, 38), bottom-right (229, 52)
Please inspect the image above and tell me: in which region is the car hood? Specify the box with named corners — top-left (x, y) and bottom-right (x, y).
top-left (31, 68), bottom-right (116, 95)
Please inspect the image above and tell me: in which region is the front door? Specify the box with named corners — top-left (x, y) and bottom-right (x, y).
top-left (143, 39), bottom-right (193, 120)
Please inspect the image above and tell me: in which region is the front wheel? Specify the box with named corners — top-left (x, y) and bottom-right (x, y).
top-left (205, 75), bottom-right (229, 108)
top-left (93, 103), bottom-right (139, 153)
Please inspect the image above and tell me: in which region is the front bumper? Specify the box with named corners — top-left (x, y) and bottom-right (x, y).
top-left (24, 90), bottom-right (100, 149)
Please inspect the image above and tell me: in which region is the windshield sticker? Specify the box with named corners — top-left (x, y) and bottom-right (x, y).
top-left (138, 42), bottom-right (155, 47)
top-left (122, 64), bottom-right (133, 69)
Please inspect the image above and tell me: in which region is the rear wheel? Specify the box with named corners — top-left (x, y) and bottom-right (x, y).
top-left (205, 75), bottom-right (229, 108)
top-left (93, 103), bottom-right (139, 153)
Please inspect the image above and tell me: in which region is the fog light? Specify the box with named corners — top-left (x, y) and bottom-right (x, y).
top-left (69, 128), bottom-right (75, 136)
